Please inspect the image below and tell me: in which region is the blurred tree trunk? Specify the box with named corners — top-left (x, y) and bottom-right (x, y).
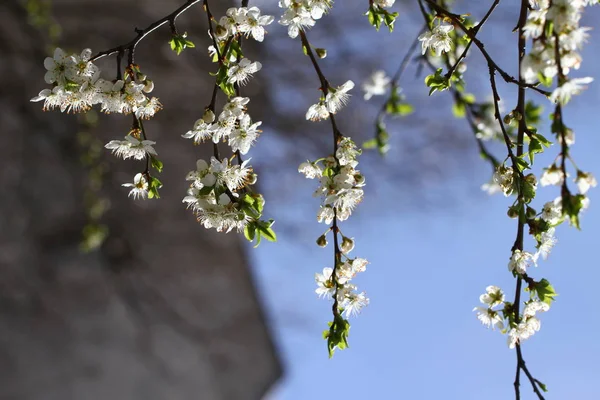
top-left (0, 2), bottom-right (281, 399)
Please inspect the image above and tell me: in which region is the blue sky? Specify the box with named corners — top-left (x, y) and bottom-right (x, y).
top-left (249, 1), bottom-right (600, 399)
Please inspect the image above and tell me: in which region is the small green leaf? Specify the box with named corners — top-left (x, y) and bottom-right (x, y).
top-left (535, 278), bottom-right (558, 305)
top-left (362, 139), bottom-right (377, 149)
top-left (244, 223), bottom-right (256, 242)
top-left (536, 380), bottom-right (549, 393)
top-left (150, 156), bottom-right (163, 173)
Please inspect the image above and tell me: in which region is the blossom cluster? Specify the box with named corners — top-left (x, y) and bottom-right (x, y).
top-left (474, 286), bottom-right (551, 348)
top-left (299, 137), bottom-right (365, 223)
top-left (306, 80), bottom-right (355, 121)
top-left (418, 23), bottom-right (454, 57)
top-left (522, 0), bottom-right (595, 103)
top-left (182, 97), bottom-right (261, 155)
top-left (180, 6), bottom-right (274, 240)
top-left (31, 48), bottom-right (161, 117)
top-left (212, 7), bottom-right (272, 86)
top-left (183, 157), bottom-right (255, 233)
top-left (315, 257), bottom-right (370, 318)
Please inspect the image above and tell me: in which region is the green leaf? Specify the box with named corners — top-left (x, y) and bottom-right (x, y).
top-left (362, 138), bottom-right (377, 149)
top-left (244, 223), bottom-right (256, 242)
top-left (562, 193), bottom-right (585, 229)
top-left (425, 68), bottom-right (450, 95)
top-left (148, 176), bottom-right (162, 199)
top-left (534, 279), bottom-right (558, 305)
top-left (383, 11), bottom-right (398, 32)
top-left (536, 380), bottom-right (549, 393)
top-left (169, 32), bottom-right (195, 55)
top-left (452, 100), bottom-right (466, 118)
top-left (257, 219), bottom-right (277, 242)
top-left (514, 156), bottom-right (530, 172)
top-left (533, 133), bottom-right (552, 147)
top-left (150, 156), bottom-right (163, 173)
top-left (528, 138), bottom-right (543, 164)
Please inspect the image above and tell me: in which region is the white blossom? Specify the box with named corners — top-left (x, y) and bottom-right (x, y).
top-left (541, 197), bottom-right (563, 225)
top-left (479, 285), bottom-right (505, 308)
top-left (227, 58), bottom-right (262, 85)
top-left (575, 171), bottom-right (597, 194)
top-left (550, 77), bottom-right (593, 105)
top-left (474, 307), bottom-right (504, 330)
top-left (122, 173), bottom-right (149, 200)
top-left (418, 24), bottom-right (454, 56)
top-left (536, 228), bottom-right (557, 261)
top-left (325, 80), bottom-right (354, 114)
top-left (362, 70), bottom-right (391, 100)
top-left (315, 267), bottom-right (335, 298)
top-left (228, 114), bottom-right (261, 155)
top-left (105, 136), bottom-right (157, 160)
top-left (508, 250), bottom-right (536, 274)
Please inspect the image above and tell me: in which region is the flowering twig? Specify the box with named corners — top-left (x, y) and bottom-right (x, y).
top-left (423, 0), bottom-right (551, 97)
top-left (90, 0), bottom-right (202, 64)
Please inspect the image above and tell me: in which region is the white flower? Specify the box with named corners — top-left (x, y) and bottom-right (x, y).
top-left (362, 70), bottom-right (391, 100)
top-left (122, 173), bottom-right (149, 200)
top-left (507, 317), bottom-right (542, 349)
top-left (493, 165), bottom-right (515, 196)
top-left (211, 111), bottom-right (237, 143)
top-left (30, 86), bottom-right (71, 112)
top-left (317, 205), bottom-right (335, 224)
top-left (182, 110), bottom-right (216, 144)
top-left (227, 58), bottom-right (262, 85)
top-left (541, 197), bottom-right (563, 225)
top-left (336, 257), bottom-right (368, 283)
top-left (540, 165), bottom-right (566, 186)
top-left (550, 77), bottom-right (593, 105)
top-left (575, 171), bottom-right (597, 194)
top-left (325, 80), bottom-right (354, 113)
top-left (43, 47), bottom-right (76, 85)
top-left (223, 97), bottom-right (249, 118)
top-left (373, 0), bottom-right (396, 8)
top-left (228, 114), bottom-right (261, 155)
top-left (298, 161), bottom-right (322, 179)
top-left (342, 291), bottom-right (369, 318)
top-left (238, 6), bottom-right (274, 42)
top-left (536, 228), bottom-right (557, 261)
top-left (105, 136), bottom-right (157, 160)
top-left (135, 97), bottom-right (162, 119)
top-left (523, 300), bottom-right (550, 318)
top-left (279, 3), bottom-right (315, 39)
top-left (479, 285), bottom-right (505, 308)
top-left (306, 101), bottom-right (330, 121)
top-left (336, 137), bottom-right (361, 167)
top-left (508, 250), bottom-right (536, 274)
top-left (315, 267), bottom-right (335, 298)
top-left (474, 307), bottom-right (504, 330)
top-left (418, 24), bottom-right (454, 56)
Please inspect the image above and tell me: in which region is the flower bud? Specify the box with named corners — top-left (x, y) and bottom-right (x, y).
top-left (315, 48), bottom-right (327, 59)
top-left (215, 25), bottom-right (228, 41)
top-left (526, 206), bottom-right (537, 219)
top-left (143, 79), bottom-right (154, 93)
top-left (525, 173), bottom-right (537, 186)
top-left (248, 173), bottom-right (258, 185)
top-left (341, 236), bottom-right (355, 253)
top-left (507, 205), bottom-right (519, 219)
top-left (316, 234), bottom-right (328, 248)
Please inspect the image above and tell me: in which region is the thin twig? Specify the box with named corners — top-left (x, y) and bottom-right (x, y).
top-left (90, 0), bottom-right (201, 62)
